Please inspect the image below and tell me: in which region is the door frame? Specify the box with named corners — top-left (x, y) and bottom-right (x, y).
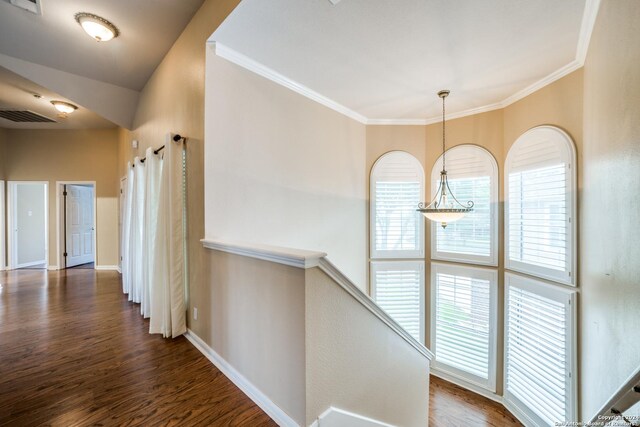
top-left (56, 181), bottom-right (97, 270)
top-left (0, 180), bottom-right (5, 270)
top-left (7, 181), bottom-right (49, 270)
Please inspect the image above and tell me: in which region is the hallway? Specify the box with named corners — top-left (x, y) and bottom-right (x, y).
top-left (0, 269), bottom-right (275, 426)
top-left (0, 268), bottom-right (521, 426)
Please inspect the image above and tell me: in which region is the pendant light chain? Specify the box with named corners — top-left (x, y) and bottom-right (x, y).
top-left (442, 93), bottom-right (446, 172)
top-left (416, 89), bottom-right (474, 228)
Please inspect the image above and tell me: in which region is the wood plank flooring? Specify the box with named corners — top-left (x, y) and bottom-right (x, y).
top-left (0, 269), bottom-right (276, 427)
top-left (429, 375), bottom-right (522, 427)
top-left (1, 268), bottom-right (523, 426)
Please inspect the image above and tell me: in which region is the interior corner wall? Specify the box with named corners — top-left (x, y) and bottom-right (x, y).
top-left (0, 127), bottom-right (6, 179)
top-left (204, 50), bottom-right (367, 288)
top-left (580, 0), bottom-right (640, 420)
top-left (116, 0), bottom-right (241, 340)
top-left (3, 129), bottom-right (120, 267)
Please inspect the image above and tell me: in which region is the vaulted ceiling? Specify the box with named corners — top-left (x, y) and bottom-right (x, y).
top-left (0, 0), bottom-right (205, 129)
top-left (211, 0), bottom-right (599, 124)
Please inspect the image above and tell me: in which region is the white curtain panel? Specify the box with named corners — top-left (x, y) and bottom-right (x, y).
top-left (121, 142), bottom-right (187, 339)
top-left (130, 157), bottom-right (147, 304)
top-left (121, 163), bottom-right (134, 296)
top-left (144, 147), bottom-right (162, 320)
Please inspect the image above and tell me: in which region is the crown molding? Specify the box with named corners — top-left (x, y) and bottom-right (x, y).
top-left (210, 0), bottom-right (600, 126)
top-left (210, 41), bottom-right (368, 124)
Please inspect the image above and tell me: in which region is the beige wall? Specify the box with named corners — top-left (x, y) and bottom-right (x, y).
top-left (117, 0), bottom-right (241, 340)
top-left (306, 267), bottom-right (430, 427)
top-left (4, 129), bottom-right (119, 267)
top-left (365, 72), bottom-right (583, 398)
top-left (580, 0), bottom-right (640, 420)
top-left (204, 50), bottom-right (367, 287)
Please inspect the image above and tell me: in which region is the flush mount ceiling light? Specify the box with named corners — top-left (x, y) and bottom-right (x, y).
top-left (75, 12), bottom-right (119, 42)
top-left (417, 90), bottom-right (474, 228)
top-left (51, 100), bottom-right (78, 114)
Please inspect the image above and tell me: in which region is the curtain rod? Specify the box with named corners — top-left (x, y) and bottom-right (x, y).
top-left (132, 133), bottom-right (185, 168)
top-left (133, 144), bottom-right (165, 167)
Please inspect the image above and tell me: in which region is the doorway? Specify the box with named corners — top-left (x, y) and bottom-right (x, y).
top-left (57, 182), bottom-right (96, 269)
top-left (7, 181), bottom-right (49, 270)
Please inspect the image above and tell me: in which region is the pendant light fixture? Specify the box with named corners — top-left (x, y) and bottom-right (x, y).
top-left (417, 90), bottom-right (473, 229)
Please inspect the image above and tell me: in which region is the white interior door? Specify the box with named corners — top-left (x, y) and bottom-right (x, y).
top-left (65, 185), bottom-right (94, 267)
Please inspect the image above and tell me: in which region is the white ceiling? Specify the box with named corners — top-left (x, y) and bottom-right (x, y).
top-left (0, 0), bottom-right (205, 129)
top-left (0, 0), bottom-right (205, 91)
top-left (0, 65), bottom-right (114, 129)
top-left (211, 0), bottom-right (597, 123)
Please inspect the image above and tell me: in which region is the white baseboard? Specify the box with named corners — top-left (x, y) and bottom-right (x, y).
top-left (184, 329), bottom-right (299, 427)
top-left (95, 265), bottom-right (120, 271)
top-left (310, 407), bottom-right (395, 427)
top-left (16, 260), bottom-right (47, 269)
top-left (430, 369), bottom-right (503, 405)
top-left (47, 265), bottom-right (59, 271)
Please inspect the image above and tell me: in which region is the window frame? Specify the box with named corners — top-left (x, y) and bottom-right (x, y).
top-left (430, 145), bottom-right (499, 267)
top-left (430, 262), bottom-right (498, 393)
top-left (503, 272), bottom-right (578, 426)
top-left (371, 260), bottom-right (426, 343)
top-left (504, 126), bottom-right (577, 286)
top-left (370, 151), bottom-right (425, 260)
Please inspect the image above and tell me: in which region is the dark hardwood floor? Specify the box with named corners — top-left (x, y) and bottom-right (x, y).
top-left (429, 375), bottom-right (522, 427)
top-left (0, 268), bottom-right (276, 427)
top-left (1, 268), bottom-right (522, 427)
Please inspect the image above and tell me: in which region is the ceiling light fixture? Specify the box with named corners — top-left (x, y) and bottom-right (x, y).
top-left (51, 101), bottom-right (78, 114)
top-left (75, 12), bottom-right (119, 42)
top-left (417, 90), bottom-right (474, 228)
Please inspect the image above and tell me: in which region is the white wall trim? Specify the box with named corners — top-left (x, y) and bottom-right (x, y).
top-left (184, 329), bottom-right (299, 427)
top-left (210, 0), bottom-right (600, 126)
top-left (201, 238), bottom-right (326, 269)
top-left (95, 265), bottom-right (119, 271)
top-left (318, 258), bottom-right (433, 361)
top-left (200, 238), bottom-right (433, 361)
top-left (47, 265), bottom-right (59, 271)
top-left (576, 0), bottom-right (602, 64)
top-left (211, 42), bottom-right (368, 124)
top-left (503, 398), bottom-right (540, 427)
top-left (588, 365), bottom-right (640, 424)
top-left (430, 369), bottom-right (503, 405)
top-left (311, 407), bottom-right (395, 427)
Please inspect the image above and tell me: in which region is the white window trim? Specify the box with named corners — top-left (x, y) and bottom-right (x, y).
top-left (371, 260), bottom-right (425, 343)
top-left (503, 272), bottom-right (578, 426)
top-left (504, 126), bottom-right (577, 286)
top-left (430, 145), bottom-right (499, 267)
top-left (370, 151), bottom-right (425, 260)
top-left (430, 262), bottom-right (498, 393)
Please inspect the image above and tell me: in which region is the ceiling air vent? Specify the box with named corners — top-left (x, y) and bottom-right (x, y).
top-left (0, 110), bottom-right (56, 123)
top-left (8, 0), bottom-right (41, 15)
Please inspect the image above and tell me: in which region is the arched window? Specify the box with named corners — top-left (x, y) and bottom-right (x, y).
top-left (370, 151), bottom-right (424, 259)
top-left (503, 126), bottom-right (578, 425)
top-left (430, 145), bottom-right (499, 266)
top-left (505, 125), bottom-right (577, 285)
top-left (370, 151), bottom-right (425, 342)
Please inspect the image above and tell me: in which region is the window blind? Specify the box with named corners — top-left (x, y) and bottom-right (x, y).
top-left (505, 127), bottom-right (575, 284)
top-left (371, 261), bottom-right (424, 342)
top-left (431, 263), bottom-right (497, 390)
top-left (371, 151), bottom-right (424, 259)
top-left (505, 273), bottom-right (576, 426)
top-left (432, 145), bottom-right (497, 265)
